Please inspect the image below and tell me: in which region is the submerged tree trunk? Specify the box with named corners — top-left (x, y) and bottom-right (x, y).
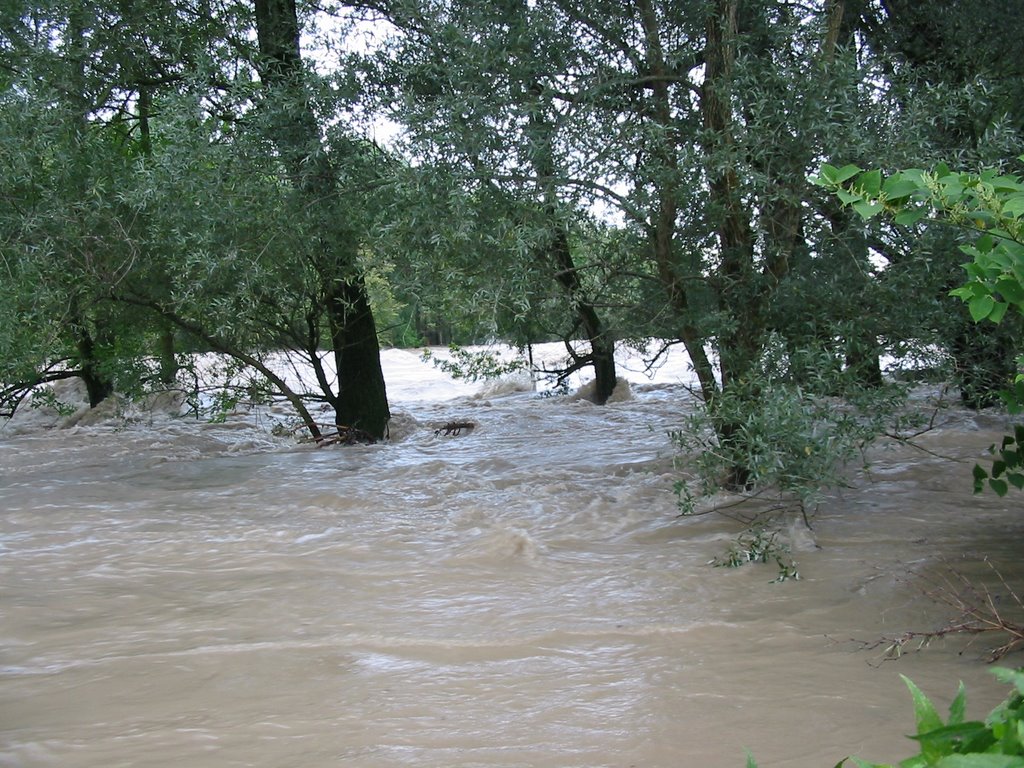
top-left (545, 225), bottom-right (618, 403)
top-left (74, 316), bottom-right (115, 408)
top-left (325, 277), bottom-right (391, 437)
top-left (253, 0), bottom-right (389, 439)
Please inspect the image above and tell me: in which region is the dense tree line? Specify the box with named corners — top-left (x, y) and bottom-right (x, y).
top-left (1, 0), bottom-right (1021, 490)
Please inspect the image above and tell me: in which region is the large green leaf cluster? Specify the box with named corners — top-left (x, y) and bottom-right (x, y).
top-left (843, 670), bottom-right (1024, 768)
top-left (814, 161), bottom-right (1024, 495)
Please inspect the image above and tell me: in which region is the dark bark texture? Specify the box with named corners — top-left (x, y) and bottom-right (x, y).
top-left (253, 0), bottom-right (390, 438)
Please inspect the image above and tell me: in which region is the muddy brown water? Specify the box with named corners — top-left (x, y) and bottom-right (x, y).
top-left (2, 348), bottom-right (1022, 767)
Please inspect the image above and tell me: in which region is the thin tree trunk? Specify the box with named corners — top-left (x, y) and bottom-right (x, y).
top-left (636, 0), bottom-right (720, 406)
top-left (118, 295), bottom-right (324, 440)
top-left (546, 226), bottom-right (618, 403)
top-left (525, 78), bottom-right (618, 403)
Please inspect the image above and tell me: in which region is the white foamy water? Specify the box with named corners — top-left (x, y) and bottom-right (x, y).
top-left (1, 344), bottom-right (1022, 768)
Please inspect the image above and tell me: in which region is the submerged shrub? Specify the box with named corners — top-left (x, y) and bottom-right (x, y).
top-left (672, 374), bottom-right (910, 518)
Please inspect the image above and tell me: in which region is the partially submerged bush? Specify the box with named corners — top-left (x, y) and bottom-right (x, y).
top-left (672, 374), bottom-right (912, 519)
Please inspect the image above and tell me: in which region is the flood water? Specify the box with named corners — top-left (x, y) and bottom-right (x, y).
top-left (2, 346), bottom-right (1022, 768)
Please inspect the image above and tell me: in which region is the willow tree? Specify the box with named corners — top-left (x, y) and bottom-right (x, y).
top-left (360, 0), bottom-right (620, 402)
top-left (2, 0), bottom-right (393, 440)
top-left (249, 0), bottom-right (389, 438)
top-left (0, 0), bottom-right (174, 411)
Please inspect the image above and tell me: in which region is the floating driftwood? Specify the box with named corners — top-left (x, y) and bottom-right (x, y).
top-left (434, 420), bottom-right (476, 437)
top-left (314, 425), bottom-right (377, 447)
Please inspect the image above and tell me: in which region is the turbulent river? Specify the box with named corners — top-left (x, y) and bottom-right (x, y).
top-left (1, 345), bottom-right (1022, 768)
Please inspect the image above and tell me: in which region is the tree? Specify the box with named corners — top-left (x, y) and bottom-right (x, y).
top-left (358, 0), bottom-right (621, 401)
top-left (857, 0), bottom-right (1024, 408)
top-left (252, 0), bottom-right (390, 439)
top-left (2, 0), bottom-right (394, 441)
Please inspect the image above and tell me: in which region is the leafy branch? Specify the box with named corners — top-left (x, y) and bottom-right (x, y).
top-left (814, 159), bottom-right (1024, 496)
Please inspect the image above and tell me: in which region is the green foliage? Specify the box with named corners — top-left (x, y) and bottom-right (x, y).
top-left (672, 356), bottom-right (912, 517)
top-left (746, 669), bottom-right (1024, 767)
top-left (813, 161), bottom-right (1024, 324)
top-left (711, 526), bottom-right (800, 583)
top-left (973, 426), bottom-right (1024, 497)
top-left (839, 669), bottom-right (1024, 768)
top-left (421, 345), bottom-right (528, 383)
top-left (814, 159), bottom-right (1024, 495)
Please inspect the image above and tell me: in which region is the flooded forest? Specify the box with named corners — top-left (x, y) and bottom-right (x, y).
top-left (2, 1), bottom-right (1023, 766)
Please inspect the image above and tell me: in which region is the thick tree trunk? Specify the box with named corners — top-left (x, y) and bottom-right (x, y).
top-left (157, 325), bottom-right (178, 386)
top-left (253, 0), bottom-right (389, 439)
top-left (75, 320), bottom-right (115, 408)
top-left (636, 0), bottom-right (720, 407)
top-left (702, 0), bottom-right (759, 391)
top-left (326, 278), bottom-right (391, 436)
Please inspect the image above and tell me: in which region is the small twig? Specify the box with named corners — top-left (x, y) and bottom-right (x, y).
top-left (862, 560), bottom-right (1024, 664)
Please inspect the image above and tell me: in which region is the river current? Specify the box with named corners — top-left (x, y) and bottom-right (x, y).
top-left (1, 345), bottom-right (1022, 768)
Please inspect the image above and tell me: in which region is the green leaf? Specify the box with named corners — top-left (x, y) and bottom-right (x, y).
top-left (1001, 194), bottom-right (1024, 218)
top-left (969, 295), bottom-right (996, 322)
top-left (903, 676), bottom-right (945, 737)
top-left (912, 721), bottom-right (990, 746)
top-left (853, 200), bottom-right (884, 220)
top-left (838, 188), bottom-right (864, 204)
top-left (895, 208), bottom-right (929, 226)
top-left (815, 163), bottom-right (839, 184)
top-left (950, 683), bottom-right (968, 725)
top-left (973, 463), bottom-right (989, 493)
top-left (950, 282), bottom-right (987, 301)
top-left (938, 175), bottom-right (966, 200)
top-left (961, 260), bottom-right (989, 280)
top-left (833, 164), bottom-right (863, 184)
top-left (1007, 473), bottom-right (1024, 491)
top-left (883, 176), bottom-right (923, 200)
top-left (934, 756), bottom-right (1024, 768)
top-left (996, 277), bottom-right (1024, 305)
top-left (989, 477), bottom-right (1009, 496)
top-left (898, 756), bottom-right (930, 768)
top-left (988, 301), bottom-right (1009, 324)
top-left (860, 169), bottom-right (883, 197)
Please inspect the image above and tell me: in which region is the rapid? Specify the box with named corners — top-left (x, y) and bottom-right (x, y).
top-left (1, 345), bottom-right (1022, 768)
